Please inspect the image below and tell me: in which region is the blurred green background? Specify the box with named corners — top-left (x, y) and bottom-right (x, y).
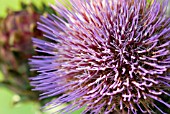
top-left (0, 0), bottom-right (83, 114)
top-left (0, 0), bottom-right (54, 17)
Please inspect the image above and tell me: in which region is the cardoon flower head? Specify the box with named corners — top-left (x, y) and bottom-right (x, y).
top-left (30, 0), bottom-right (170, 113)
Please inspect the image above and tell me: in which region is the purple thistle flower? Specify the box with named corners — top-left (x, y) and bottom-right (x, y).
top-left (30, 0), bottom-right (170, 113)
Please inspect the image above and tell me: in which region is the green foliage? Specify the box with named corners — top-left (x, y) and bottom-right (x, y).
top-left (0, 0), bottom-right (55, 17)
top-left (0, 86), bottom-right (43, 114)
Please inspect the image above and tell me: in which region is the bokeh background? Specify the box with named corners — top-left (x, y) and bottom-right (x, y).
top-left (0, 0), bottom-right (83, 114)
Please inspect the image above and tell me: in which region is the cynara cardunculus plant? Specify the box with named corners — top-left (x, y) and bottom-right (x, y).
top-left (30, 0), bottom-right (170, 113)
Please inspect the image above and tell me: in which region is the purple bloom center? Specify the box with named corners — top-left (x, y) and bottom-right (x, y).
top-left (30, 0), bottom-right (170, 113)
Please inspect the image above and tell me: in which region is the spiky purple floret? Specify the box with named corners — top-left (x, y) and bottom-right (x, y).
top-left (30, 0), bottom-right (170, 113)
